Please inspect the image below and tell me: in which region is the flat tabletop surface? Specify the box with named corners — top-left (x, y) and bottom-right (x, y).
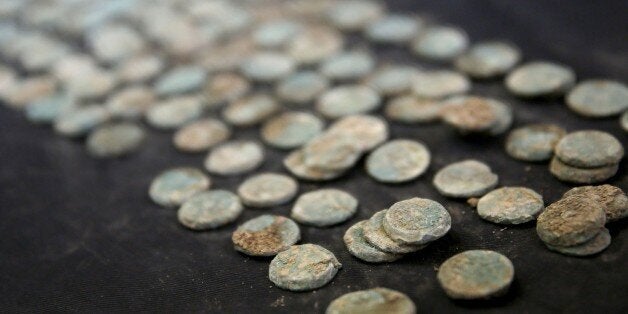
top-left (1, 0), bottom-right (627, 313)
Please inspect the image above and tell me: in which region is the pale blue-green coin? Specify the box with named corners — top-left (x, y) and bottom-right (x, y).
top-left (343, 221), bottom-right (403, 263)
top-left (366, 139), bottom-right (431, 183)
top-left (327, 0), bottom-right (384, 31)
top-left (366, 65), bottom-right (421, 96)
top-left (237, 173), bottom-right (298, 207)
top-left (261, 111), bottom-right (324, 149)
top-left (385, 95), bottom-right (442, 123)
top-left (276, 71), bottom-right (330, 104)
top-left (554, 130), bottom-right (624, 168)
top-left (411, 70), bottom-right (470, 99)
top-left (477, 187), bottom-right (544, 224)
top-left (505, 61), bottom-right (575, 97)
top-left (505, 124), bottom-right (566, 162)
top-left (546, 228), bottom-right (611, 257)
top-left (253, 20), bottom-right (302, 48)
top-left (317, 85), bottom-right (381, 118)
top-left (303, 133), bottom-right (363, 171)
top-left (291, 189), bottom-right (358, 227)
top-left (222, 93), bottom-right (279, 126)
top-left (86, 122), bottom-right (145, 158)
top-left (145, 96), bottom-right (204, 130)
top-left (320, 50), bottom-right (375, 81)
top-left (384, 198), bottom-right (451, 244)
top-left (269, 244), bottom-right (341, 291)
top-left (433, 160), bottom-right (498, 198)
top-left (566, 80), bottom-right (628, 117)
top-left (288, 26), bottom-right (344, 65)
top-left (53, 104), bottom-right (110, 137)
top-left (154, 66), bottom-right (207, 96)
top-left (455, 41), bottom-right (521, 78)
top-left (204, 140), bottom-right (264, 175)
top-left (25, 93), bottom-right (75, 124)
top-left (363, 210), bottom-right (426, 254)
top-left (240, 52), bottom-right (295, 82)
top-left (412, 26), bottom-right (469, 61)
top-left (149, 167), bottom-right (211, 208)
top-left (232, 215), bottom-right (300, 256)
top-left (326, 287), bottom-right (416, 313)
top-left (177, 190), bottom-right (243, 230)
top-left (365, 14), bottom-right (422, 44)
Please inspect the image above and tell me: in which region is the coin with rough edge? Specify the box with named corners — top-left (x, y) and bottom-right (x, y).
top-left (203, 72), bottom-right (250, 108)
top-left (25, 93), bottom-right (75, 124)
top-left (411, 71), bottom-right (470, 99)
top-left (86, 122), bottom-right (145, 158)
top-left (154, 66), bottom-right (207, 96)
top-left (454, 41), bottom-right (521, 79)
top-left (253, 19), bottom-right (302, 48)
top-left (320, 50), bottom-right (375, 81)
top-left (412, 26), bottom-right (469, 61)
top-left (283, 149), bottom-right (347, 181)
top-left (365, 14), bottom-right (422, 44)
top-left (505, 124), bottom-right (566, 162)
top-left (241, 52), bottom-right (295, 82)
top-left (327, 115), bottom-right (389, 151)
top-left (291, 189), bottom-right (358, 227)
top-left (505, 61), bottom-right (575, 97)
top-left (566, 80), bottom-right (628, 117)
top-left (105, 86), bottom-right (156, 119)
top-left (148, 167), bottom-right (211, 208)
top-left (223, 93), bottom-right (279, 126)
top-left (433, 160), bottom-right (499, 198)
top-left (204, 141), bottom-right (264, 175)
top-left (545, 228), bottom-right (611, 257)
top-left (145, 96), bottom-right (204, 130)
top-left (536, 195), bottom-right (606, 247)
top-left (385, 95), bottom-right (442, 123)
top-left (303, 134), bottom-right (363, 171)
top-left (54, 104), bottom-right (111, 137)
top-left (383, 198), bottom-right (451, 244)
top-left (364, 210), bottom-right (426, 254)
top-left (343, 221), bottom-right (403, 263)
top-left (621, 111), bottom-right (628, 132)
top-left (477, 187), bottom-right (544, 224)
top-left (177, 190), bottom-right (243, 230)
top-left (276, 71), bottom-right (330, 104)
top-left (549, 156), bottom-right (619, 184)
top-left (366, 140), bottom-right (431, 183)
top-left (261, 112), bottom-right (324, 149)
top-left (174, 118), bottom-right (231, 153)
top-left (439, 95), bottom-right (511, 135)
top-left (326, 287), bottom-right (416, 314)
top-left (327, 0), bottom-right (384, 31)
top-left (237, 173), bottom-right (298, 207)
top-left (563, 185), bottom-right (628, 222)
top-left (317, 85), bottom-right (381, 118)
top-left (366, 65), bottom-right (421, 96)
top-left (288, 26), bottom-right (344, 65)
top-left (232, 215), bottom-right (300, 256)
top-left (269, 244), bottom-right (341, 291)
top-left (555, 130), bottom-right (624, 168)
top-left (437, 250), bottom-right (514, 300)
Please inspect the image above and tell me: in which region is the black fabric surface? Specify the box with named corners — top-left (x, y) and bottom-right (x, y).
top-left (1, 1), bottom-right (627, 313)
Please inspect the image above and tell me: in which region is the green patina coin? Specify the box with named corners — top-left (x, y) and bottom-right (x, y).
top-left (261, 111), bottom-right (324, 149)
top-left (545, 228), bottom-right (611, 257)
top-left (477, 187), bottom-right (544, 224)
top-left (385, 95), bottom-right (442, 123)
top-left (145, 96), bottom-right (204, 130)
top-left (317, 85), bottom-right (381, 118)
top-left (320, 50), bottom-right (375, 81)
top-left (86, 122), bottom-right (145, 158)
top-left (536, 195), bottom-right (606, 247)
top-left (383, 198), bottom-right (451, 244)
top-left (412, 26), bottom-right (469, 61)
top-left (366, 140), bottom-right (431, 183)
top-left (411, 71), bottom-right (470, 99)
top-left (343, 221), bottom-right (403, 263)
top-left (237, 173), bottom-right (298, 207)
top-left (54, 104), bottom-right (110, 137)
top-left (365, 14), bottom-right (422, 44)
top-left (240, 52), bottom-right (295, 82)
top-left (202, 72), bottom-right (251, 108)
top-left (437, 250), bottom-right (514, 300)
top-left (25, 93), bottom-right (75, 124)
top-left (303, 133), bottom-right (363, 171)
top-left (326, 287), bottom-right (416, 314)
top-left (505, 124), bottom-right (566, 162)
top-left (327, 0), bottom-right (384, 31)
top-left (105, 86), bottom-right (156, 119)
top-left (291, 189), bottom-right (358, 227)
top-left (288, 26), bottom-right (343, 65)
top-left (283, 149), bottom-right (347, 181)
top-left (327, 115), bottom-right (389, 151)
top-left (276, 71), bottom-right (330, 104)
top-left (232, 215), bottom-right (300, 256)
top-left (566, 80), bottom-right (628, 117)
top-left (454, 41), bottom-right (521, 79)
top-left (222, 93), bottom-right (279, 126)
top-left (269, 244), bottom-right (342, 291)
top-left (253, 19), bottom-right (302, 48)
top-left (174, 118), bottom-right (231, 153)
top-left (204, 141), bottom-right (264, 175)
top-left (366, 65), bottom-right (421, 96)
top-left (554, 130), bottom-right (624, 168)
top-left (177, 190), bottom-right (243, 230)
top-left (563, 185), bottom-right (628, 222)
top-left (505, 61), bottom-right (575, 97)
top-left (363, 210), bottom-right (426, 254)
top-left (621, 111), bottom-right (628, 132)
top-left (154, 65), bottom-right (207, 96)
top-left (148, 167), bottom-right (211, 208)
top-left (433, 160), bottom-right (499, 198)
top-left (549, 156), bottom-right (619, 184)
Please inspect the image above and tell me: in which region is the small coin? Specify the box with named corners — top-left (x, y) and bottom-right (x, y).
top-left (269, 244), bottom-right (341, 291)
top-left (237, 172), bottom-right (298, 207)
top-left (154, 66), bottom-right (207, 96)
top-left (385, 95), bottom-right (442, 123)
top-left (439, 96), bottom-right (502, 134)
top-left (437, 250), bottom-right (514, 300)
top-left (505, 61), bottom-right (575, 97)
top-left (276, 71), bottom-right (330, 104)
top-left (253, 19), bottom-right (302, 48)
top-left (505, 124), bottom-right (566, 162)
top-left (365, 14), bottom-right (422, 44)
top-left (326, 115), bottom-right (389, 151)
top-left (412, 26), bottom-right (469, 61)
top-left (366, 139), bottom-right (431, 183)
top-left (4, 75), bottom-right (57, 109)
top-left (288, 26), bottom-right (344, 65)
top-left (66, 69), bottom-right (117, 100)
top-left (203, 72), bottom-right (250, 108)
top-left (536, 194), bottom-right (606, 247)
top-left (222, 93), bottom-right (279, 126)
top-left (549, 156), bottom-right (619, 184)
top-left (383, 198), bottom-right (451, 244)
top-left (363, 210), bottom-right (426, 254)
top-left (563, 185), bottom-right (628, 222)
top-left (86, 122), bottom-right (145, 158)
top-left (291, 189), bottom-right (358, 227)
top-left (365, 65), bottom-right (421, 96)
top-left (241, 52), bottom-right (295, 82)
top-left (148, 167), bottom-right (211, 208)
top-left (454, 41), bottom-right (521, 79)
top-left (116, 53), bottom-right (164, 84)
top-left (232, 215), bottom-right (300, 256)
top-left (177, 190), bottom-right (243, 230)
top-left (326, 287), bottom-right (416, 314)
top-left (554, 130), bottom-right (624, 168)
top-left (105, 86), bottom-right (156, 119)
top-left (145, 96), bottom-right (204, 130)
top-left (303, 134), bottom-right (363, 171)
top-left (283, 149), bottom-right (347, 181)
top-left (566, 80), bottom-right (628, 118)
top-left (317, 85), bottom-right (381, 118)
top-left (261, 111), bottom-right (324, 149)
top-left (204, 140), bottom-right (264, 175)
top-left (433, 160), bottom-right (499, 198)
top-left (477, 187), bottom-right (544, 224)
top-left (54, 104), bottom-right (111, 137)
top-left (545, 228), bottom-right (611, 257)
top-left (88, 24), bottom-right (145, 63)
top-left (174, 118), bottom-right (231, 153)
top-left (411, 71), bottom-right (470, 99)
top-left (343, 221), bottom-right (403, 263)
top-left (25, 93), bottom-right (75, 124)
top-left (320, 50), bottom-right (375, 81)
top-left (327, 0), bottom-right (384, 31)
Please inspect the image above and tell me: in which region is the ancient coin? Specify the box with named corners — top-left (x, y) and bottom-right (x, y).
top-left (291, 189), bottom-right (358, 227)
top-left (439, 96), bottom-right (512, 135)
top-left (145, 96), bottom-right (204, 130)
top-left (365, 65), bottom-right (421, 96)
top-left (433, 160), bottom-right (499, 198)
top-left (25, 93), bottom-right (75, 124)
top-left (241, 52), bottom-right (295, 82)
top-left (327, 0), bottom-right (384, 31)
top-left (317, 85), bottom-right (381, 118)
top-left (253, 19), bottom-right (302, 48)
top-left (476, 187), bottom-right (544, 224)
top-left (154, 66), bottom-right (207, 96)
top-left (326, 287), bottom-right (416, 314)
top-left (4, 75), bottom-right (56, 109)
top-left (343, 221), bottom-right (403, 263)
top-left (326, 115), bottom-right (389, 151)
top-left (545, 228), bottom-right (611, 257)
top-left (105, 86), bottom-right (156, 119)
top-left (269, 244), bottom-right (341, 291)
top-left (411, 71), bottom-right (470, 99)
top-left (365, 14), bottom-right (422, 44)
top-left (66, 69), bottom-right (117, 100)
top-left (174, 118), bottom-right (231, 153)
top-left (261, 112), bottom-right (324, 149)
top-left (276, 71), bottom-right (330, 104)
top-left (366, 140), bottom-right (431, 183)
top-left (383, 198), bottom-right (451, 244)
top-left (86, 122), bottom-right (145, 158)
top-left (385, 95), bottom-right (442, 123)
top-left (563, 185), bottom-right (628, 222)
top-left (283, 149), bottom-right (347, 181)
top-left (621, 111), bottom-right (628, 132)
top-left (505, 61), bottom-right (575, 97)
top-left (566, 80), bottom-right (628, 117)
top-left (554, 130), bottom-right (624, 168)
top-left (88, 24), bottom-right (145, 63)
top-left (320, 50), bottom-right (375, 81)
top-left (204, 141), bottom-right (264, 175)
top-left (505, 124), bottom-right (566, 162)
top-left (288, 26), bottom-right (343, 65)
top-left (222, 93), bottom-right (279, 126)
top-left (203, 72), bottom-right (250, 108)
top-left (303, 134), bottom-right (363, 171)
top-left (232, 215), bottom-right (300, 256)
top-left (412, 26), bottom-right (469, 61)
top-left (363, 210), bottom-right (426, 254)
top-left (437, 250), bottom-right (514, 300)
top-left (54, 104), bottom-right (110, 137)
top-left (237, 173), bottom-right (298, 207)
top-left (177, 190), bottom-right (243, 230)
top-left (549, 156), bottom-right (619, 184)
top-left (148, 167), bottom-right (211, 208)
top-left (454, 41), bottom-right (521, 79)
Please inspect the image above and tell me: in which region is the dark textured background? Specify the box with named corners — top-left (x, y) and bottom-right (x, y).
top-left (1, 1), bottom-right (627, 313)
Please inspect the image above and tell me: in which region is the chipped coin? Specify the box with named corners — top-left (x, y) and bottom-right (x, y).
top-left (326, 287), bottom-right (416, 314)
top-left (383, 198), bottom-right (451, 244)
top-left (174, 118), bottom-right (231, 153)
top-left (232, 215), bottom-right (300, 256)
top-left (149, 167), bottom-right (211, 208)
top-left (177, 190), bottom-right (243, 230)
top-left (291, 189), bottom-right (358, 227)
top-left (566, 80), bottom-right (628, 118)
top-left (505, 124), bottom-right (566, 162)
top-left (204, 141), bottom-right (264, 175)
top-left (86, 122), bottom-right (145, 158)
top-left (269, 244), bottom-right (341, 291)
top-left (366, 140), bottom-right (431, 183)
top-left (237, 173), bottom-right (298, 207)
top-left (505, 61), bottom-right (575, 97)
top-left (261, 111), bottom-right (324, 149)
top-left (477, 187), bottom-right (544, 224)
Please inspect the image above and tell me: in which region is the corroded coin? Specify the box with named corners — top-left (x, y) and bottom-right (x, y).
top-left (203, 72), bottom-right (250, 108)
top-left (317, 85), bottom-right (381, 118)
top-left (303, 134), bottom-right (363, 171)
top-left (291, 189), bottom-right (358, 227)
top-left (237, 173), bottom-right (298, 207)
top-left (383, 198), bottom-right (451, 244)
top-left (477, 187), bottom-right (544, 224)
top-left (440, 96), bottom-right (512, 135)
top-left (86, 122), bottom-right (145, 158)
top-left (363, 210), bottom-right (426, 254)
top-left (240, 52), bottom-right (295, 82)
top-left (505, 124), bottom-right (566, 162)
top-left (54, 104), bottom-right (110, 137)
top-left (437, 250), bottom-right (514, 300)
top-left (222, 93), bottom-right (279, 126)
top-left (148, 167), bottom-right (211, 208)
top-left (174, 118), bottom-right (231, 153)
top-left (204, 141), bottom-right (264, 175)
top-left (454, 41), bottom-right (521, 79)
top-left (433, 160), bottom-right (499, 198)
top-left (25, 93), bottom-right (75, 124)
top-left (549, 156), bottom-right (619, 184)
top-left (566, 80), bottom-right (628, 117)
top-left (411, 71), bottom-right (470, 99)
top-left (365, 14), bottom-right (422, 44)
top-left (545, 228), bottom-right (611, 257)
top-left (385, 95), bottom-right (442, 123)
top-left (366, 139), bottom-right (431, 183)
top-left (554, 130), bottom-right (624, 168)
top-left (261, 111), bottom-right (324, 149)
top-left (365, 65), bottom-right (421, 96)
top-left (154, 66), bottom-right (207, 96)
top-left (288, 26), bottom-right (343, 65)
top-left (563, 185), bottom-right (628, 222)
top-left (276, 71), bottom-right (330, 104)
top-left (327, 0), bottom-right (384, 31)
top-left (411, 26), bottom-right (469, 61)
top-left (326, 115), bottom-right (389, 151)
top-left (326, 287), bottom-right (416, 314)
top-left (177, 190), bottom-right (243, 230)
top-left (343, 221), bottom-right (403, 263)
top-left (283, 149), bottom-right (347, 181)
top-left (232, 215), bottom-right (300, 256)
top-left (105, 86), bottom-right (156, 119)
top-left (116, 53), bottom-right (164, 84)
top-left (505, 61), bottom-right (575, 97)
top-left (4, 75), bottom-right (56, 109)
top-left (66, 69), bottom-right (116, 100)
top-left (269, 244), bottom-right (341, 291)
top-left (621, 111), bottom-right (628, 132)
top-left (320, 50), bottom-right (375, 81)
top-left (145, 96), bottom-right (204, 130)
top-left (253, 19), bottom-right (302, 48)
